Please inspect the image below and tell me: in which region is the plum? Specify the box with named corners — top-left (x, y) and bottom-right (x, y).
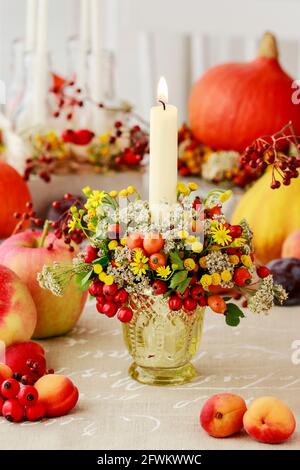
top-left (267, 257), bottom-right (300, 306)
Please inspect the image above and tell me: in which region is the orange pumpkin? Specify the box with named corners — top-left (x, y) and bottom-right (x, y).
top-left (189, 32), bottom-right (300, 152)
top-left (0, 162), bottom-right (31, 238)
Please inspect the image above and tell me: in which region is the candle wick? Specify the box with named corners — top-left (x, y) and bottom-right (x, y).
top-left (158, 100), bottom-right (166, 110)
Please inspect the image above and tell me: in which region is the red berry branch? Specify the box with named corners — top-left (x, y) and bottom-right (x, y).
top-left (239, 122), bottom-right (300, 189)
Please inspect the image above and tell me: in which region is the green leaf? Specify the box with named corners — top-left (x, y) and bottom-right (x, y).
top-left (169, 251), bottom-right (184, 270)
top-left (225, 303), bottom-right (245, 327)
top-left (75, 270), bottom-right (93, 291)
top-left (223, 297), bottom-right (232, 301)
top-left (169, 270), bottom-right (188, 289)
top-left (93, 255), bottom-right (109, 266)
top-left (176, 277), bottom-right (191, 295)
top-left (163, 291), bottom-right (172, 298)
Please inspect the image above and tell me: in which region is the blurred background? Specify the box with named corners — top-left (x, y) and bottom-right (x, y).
top-left (1, 0), bottom-right (300, 122)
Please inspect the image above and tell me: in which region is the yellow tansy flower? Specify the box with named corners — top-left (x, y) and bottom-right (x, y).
top-left (109, 190), bottom-right (118, 198)
top-left (221, 270), bottom-right (232, 282)
top-left (94, 264), bottom-right (103, 274)
top-left (188, 182), bottom-right (199, 191)
top-left (241, 255), bottom-right (252, 267)
top-left (186, 235), bottom-right (197, 244)
top-left (199, 257), bottom-right (207, 268)
top-left (82, 186), bottom-right (91, 197)
top-left (119, 189), bottom-right (128, 198)
top-left (120, 238), bottom-right (127, 246)
top-left (127, 186), bottom-right (136, 194)
top-left (219, 190), bottom-right (233, 204)
top-left (108, 240), bottom-right (118, 250)
top-left (229, 255), bottom-right (240, 265)
top-left (191, 241), bottom-right (203, 253)
top-left (211, 273), bottom-right (221, 285)
top-left (104, 275), bottom-right (114, 286)
top-left (99, 272), bottom-right (107, 282)
top-left (211, 223), bottom-right (232, 247)
top-left (157, 266), bottom-right (172, 279)
top-left (200, 274), bottom-right (212, 288)
top-left (184, 258), bottom-right (196, 271)
top-left (130, 251), bottom-right (149, 276)
top-left (177, 182), bottom-right (189, 195)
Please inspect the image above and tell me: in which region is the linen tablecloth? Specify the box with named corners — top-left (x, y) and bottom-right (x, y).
top-left (0, 302), bottom-right (299, 450)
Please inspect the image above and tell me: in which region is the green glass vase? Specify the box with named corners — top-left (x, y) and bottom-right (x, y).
top-left (123, 293), bottom-right (205, 386)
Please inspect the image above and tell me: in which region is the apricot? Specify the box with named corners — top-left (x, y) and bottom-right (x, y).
top-left (143, 233), bottom-right (164, 255)
top-left (34, 374), bottom-right (79, 418)
top-left (200, 393), bottom-right (247, 437)
top-left (0, 363), bottom-right (12, 386)
top-left (207, 295), bottom-right (227, 314)
top-left (243, 396), bottom-right (296, 444)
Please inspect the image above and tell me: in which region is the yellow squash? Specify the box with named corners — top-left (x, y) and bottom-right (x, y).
top-left (231, 170), bottom-right (300, 264)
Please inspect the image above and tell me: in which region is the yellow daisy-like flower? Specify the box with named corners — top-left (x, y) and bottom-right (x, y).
top-left (119, 189), bottom-right (128, 198)
top-left (184, 258), bottom-right (196, 271)
top-left (241, 255), bottom-right (252, 267)
top-left (130, 251), bottom-right (149, 276)
top-left (104, 275), bottom-right (114, 286)
top-left (221, 270), bottom-right (232, 282)
top-left (85, 190), bottom-right (106, 211)
top-left (177, 230), bottom-right (189, 240)
top-left (211, 223), bottom-right (232, 247)
top-left (108, 240), bottom-right (118, 250)
top-left (200, 274), bottom-right (212, 288)
top-left (219, 190), bottom-right (233, 204)
top-left (68, 217), bottom-right (77, 231)
top-left (82, 186), bottom-right (91, 197)
top-left (94, 264), bottom-right (103, 274)
top-left (109, 190), bottom-right (118, 198)
top-left (188, 182), bottom-right (199, 191)
top-left (229, 255), bottom-right (240, 265)
top-left (199, 257), bottom-right (207, 268)
top-left (127, 186), bottom-right (136, 194)
top-left (211, 273), bottom-right (221, 286)
top-left (232, 237), bottom-right (246, 248)
top-left (191, 241), bottom-right (203, 253)
top-left (156, 266), bottom-right (172, 279)
top-left (177, 182), bottom-right (190, 195)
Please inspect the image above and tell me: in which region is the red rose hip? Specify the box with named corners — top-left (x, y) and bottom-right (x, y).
top-left (152, 280), bottom-right (167, 295)
top-left (168, 296), bottom-right (183, 311)
top-left (117, 307), bottom-right (133, 323)
top-left (17, 385), bottom-right (39, 406)
top-left (256, 266), bottom-right (271, 278)
top-left (114, 288), bottom-right (128, 304)
top-left (1, 378), bottom-right (20, 399)
top-left (88, 280), bottom-right (104, 297)
top-left (103, 283), bottom-right (118, 296)
top-left (183, 297), bottom-right (198, 312)
top-left (26, 402), bottom-right (46, 421)
top-left (101, 301), bottom-right (118, 317)
top-left (84, 245), bottom-right (98, 263)
top-left (2, 399), bottom-right (24, 422)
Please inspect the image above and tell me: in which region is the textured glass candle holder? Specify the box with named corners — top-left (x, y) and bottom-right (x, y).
top-left (123, 293), bottom-right (205, 386)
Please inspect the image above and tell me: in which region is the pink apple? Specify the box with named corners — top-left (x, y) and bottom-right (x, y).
top-left (0, 265), bottom-right (37, 346)
top-left (0, 230), bottom-right (87, 339)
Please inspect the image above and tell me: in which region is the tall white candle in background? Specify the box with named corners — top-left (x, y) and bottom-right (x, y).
top-left (149, 77), bottom-right (178, 215)
top-left (90, 0), bottom-right (104, 134)
top-left (32, 0), bottom-right (48, 127)
top-left (25, 0), bottom-right (38, 52)
top-left (77, 0), bottom-right (89, 87)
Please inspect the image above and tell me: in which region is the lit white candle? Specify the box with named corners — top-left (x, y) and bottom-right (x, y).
top-left (25, 0), bottom-right (38, 52)
top-left (149, 77), bottom-right (178, 216)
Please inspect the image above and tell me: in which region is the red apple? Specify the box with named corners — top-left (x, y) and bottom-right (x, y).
top-left (0, 162), bottom-right (32, 238)
top-left (0, 230), bottom-right (87, 339)
top-left (0, 265), bottom-right (37, 346)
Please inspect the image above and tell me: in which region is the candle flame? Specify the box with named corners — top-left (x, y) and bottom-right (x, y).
top-left (157, 76), bottom-right (168, 105)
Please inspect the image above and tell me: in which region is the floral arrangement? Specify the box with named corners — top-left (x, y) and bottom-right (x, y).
top-left (38, 183), bottom-right (287, 326)
top-left (23, 122), bottom-right (149, 182)
top-left (178, 122), bottom-right (300, 188)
